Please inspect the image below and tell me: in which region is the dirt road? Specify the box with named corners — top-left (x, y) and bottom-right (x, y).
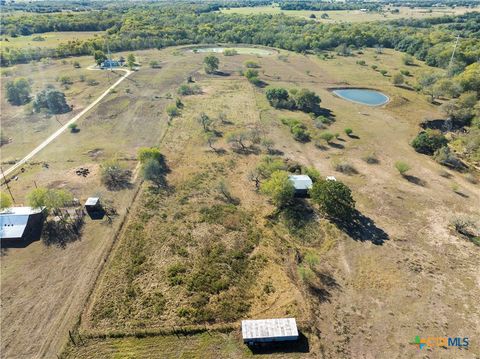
top-left (1, 68), bottom-right (132, 179)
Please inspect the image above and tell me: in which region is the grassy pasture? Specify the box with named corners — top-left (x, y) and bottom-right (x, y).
top-left (1, 46), bottom-right (479, 359)
top-left (220, 5), bottom-right (479, 23)
top-left (0, 31), bottom-right (103, 49)
top-left (66, 47), bottom-right (480, 358)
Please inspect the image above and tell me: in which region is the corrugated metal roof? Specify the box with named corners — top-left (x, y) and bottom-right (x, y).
top-left (85, 197), bottom-right (100, 206)
top-left (241, 318), bottom-right (298, 340)
top-left (0, 207), bottom-right (43, 239)
top-left (288, 175), bottom-right (313, 190)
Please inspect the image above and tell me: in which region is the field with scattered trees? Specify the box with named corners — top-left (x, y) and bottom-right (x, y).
top-left (1, 1), bottom-right (479, 358)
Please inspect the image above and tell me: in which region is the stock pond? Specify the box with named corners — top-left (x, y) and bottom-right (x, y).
top-left (190, 47), bottom-right (273, 56)
top-left (332, 88), bottom-right (389, 106)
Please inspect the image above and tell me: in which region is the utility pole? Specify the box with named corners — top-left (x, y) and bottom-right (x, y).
top-left (448, 34), bottom-right (460, 69)
top-left (1, 167), bottom-right (15, 204)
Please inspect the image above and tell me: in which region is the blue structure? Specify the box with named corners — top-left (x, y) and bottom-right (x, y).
top-left (100, 59), bottom-right (121, 69)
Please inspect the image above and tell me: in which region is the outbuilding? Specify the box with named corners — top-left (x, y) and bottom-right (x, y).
top-left (0, 207), bottom-right (45, 241)
top-left (241, 318), bottom-right (299, 345)
top-left (101, 59), bottom-right (120, 69)
top-left (288, 175), bottom-right (313, 197)
top-left (84, 197), bottom-right (104, 219)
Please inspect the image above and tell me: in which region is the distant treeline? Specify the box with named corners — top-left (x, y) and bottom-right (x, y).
top-left (1, 6), bottom-right (479, 70)
top-left (279, 2), bottom-right (382, 11)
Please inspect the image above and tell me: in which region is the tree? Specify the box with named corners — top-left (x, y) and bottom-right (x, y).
top-left (0, 191), bottom-right (12, 209)
top-left (127, 53), bottom-right (136, 69)
top-left (456, 62), bottom-right (480, 95)
top-left (100, 160), bottom-right (132, 190)
top-left (204, 131), bottom-right (218, 152)
top-left (310, 180), bottom-right (355, 220)
top-left (244, 69), bottom-right (258, 80)
top-left (260, 170), bottom-right (295, 208)
top-left (197, 112), bottom-right (212, 132)
top-left (138, 147), bottom-right (163, 163)
top-left (203, 54), bottom-right (219, 74)
top-left (265, 87), bottom-right (295, 110)
top-left (433, 78), bottom-right (461, 98)
top-left (303, 166), bottom-right (321, 183)
top-left (33, 87), bottom-right (70, 114)
top-left (6, 78), bottom-right (31, 105)
top-left (27, 188), bottom-right (73, 212)
top-left (142, 158), bottom-right (165, 188)
top-left (392, 73), bottom-right (404, 85)
top-left (227, 131), bottom-right (251, 152)
top-left (93, 50), bottom-right (107, 66)
top-left (293, 88), bottom-right (321, 113)
top-left (395, 161), bottom-right (410, 176)
top-left (319, 131), bottom-right (334, 144)
top-left (411, 130), bottom-right (448, 155)
top-left (442, 92), bottom-right (478, 125)
top-left (418, 72), bottom-right (439, 102)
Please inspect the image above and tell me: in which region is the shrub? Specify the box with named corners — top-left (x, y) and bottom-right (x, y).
top-left (380, 69), bottom-right (388, 76)
top-left (344, 128), bottom-right (353, 136)
top-left (244, 60), bottom-right (260, 68)
top-left (260, 170), bottom-right (295, 208)
top-left (356, 60), bottom-right (366, 66)
top-left (371, 65), bottom-right (378, 70)
top-left (204, 54), bottom-right (219, 74)
top-left (6, 78), bottom-right (31, 105)
top-left (292, 88), bottom-right (321, 113)
top-left (334, 162), bottom-right (358, 175)
top-left (223, 48), bottom-right (238, 56)
top-left (281, 118), bottom-right (310, 142)
top-left (167, 263), bottom-right (188, 285)
top-left (318, 131), bottom-right (334, 143)
top-left (166, 104), bottom-right (180, 117)
top-left (400, 69), bottom-right (410, 76)
top-left (395, 161), bottom-right (410, 176)
top-left (0, 191), bottom-right (12, 209)
top-left (100, 160), bottom-right (132, 190)
top-left (149, 60), bottom-right (160, 68)
top-left (402, 54), bottom-right (414, 66)
top-left (244, 68), bottom-right (259, 80)
top-left (73, 61), bottom-right (81, 68)
top-left (68, 123), bottom-right (79, 133)
top-left (411, 130), bottom-right (448, 155)
top-left (362, 153), bottom-right (379, 164)
top-left (393, 73), bottom-right (404, 85)
top-left (177, 83), bottom-right (202, 96)
top-left (433, 146), bottom-right (466, 171)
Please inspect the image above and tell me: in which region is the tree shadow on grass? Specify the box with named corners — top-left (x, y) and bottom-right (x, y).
top-left (42, 217), bottom-right (84, 249)
top-left (403, 174), bottom-right (427, 187)
top-left (248, 332), bottom-right (310, 355)
top-left (329, 142), bottom-right (344, 149)
top-left (307, 271), bottom-right (341, 303)
top-left (334, 210), bottom-right (389, 245)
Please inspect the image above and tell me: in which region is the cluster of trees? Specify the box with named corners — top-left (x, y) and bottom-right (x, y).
top-left (6, 78), bottom-right (71, 115)
top-left (256, 157), bottom-right (355, 220)
top-left (2, 7), bottom-right (479, 71)
top-left (279, 1), bottom-right (381, 11)
top-left (33, 86), bottom-right (70, 114)
top-left (266, 87), bottom-right (321, 113)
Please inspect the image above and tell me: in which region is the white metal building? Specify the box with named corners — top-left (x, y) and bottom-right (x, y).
top-left (241, 318), bottom-right (299, 344)
top-left (288, 175), bottom-right (313, 196)
top-left (0, 207), bottom-right (45, 240)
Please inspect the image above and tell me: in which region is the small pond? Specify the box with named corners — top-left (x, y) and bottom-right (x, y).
top-left (190, 47), bottom-right (273, 56)
top-left (332, 88), bottom-right (389, 106)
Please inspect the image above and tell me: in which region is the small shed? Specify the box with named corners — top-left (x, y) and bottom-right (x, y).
top-left (84, 197), bottom-right (103, 219)
top-left (242, 318), bottom-right (299, 345)
top-left (0, 207), bottom-right (45, 240)
top-left (288, 175), bottom-right (313, 197)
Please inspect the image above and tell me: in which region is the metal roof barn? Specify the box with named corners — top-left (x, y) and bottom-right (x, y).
top-left (241, 318), bottom-right (299, 344)
top-left (0, 207), bottom-right (45, 240)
